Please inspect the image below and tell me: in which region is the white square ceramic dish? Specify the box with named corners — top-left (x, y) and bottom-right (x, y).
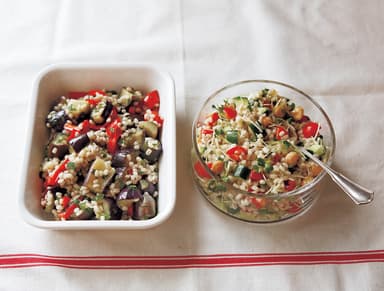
top-left (19, 63), bottom-right (176, 229)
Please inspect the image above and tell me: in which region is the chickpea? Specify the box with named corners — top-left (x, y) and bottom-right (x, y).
top-left (309, 163), bottom-right (322, 177)
top-left (261, 116), bottom-right (272, 127)
top-left (291, 106), bottom-right (304, 121)
top-left (285, 151), bottom-right (299, 167)
top-left (272, 101), bottom-right (286, 118)
top-left (211, 160), bottom-right (224, 174)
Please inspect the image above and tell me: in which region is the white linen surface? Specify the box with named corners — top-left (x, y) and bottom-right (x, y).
top-left (1, 0), bottom-right (384, 290)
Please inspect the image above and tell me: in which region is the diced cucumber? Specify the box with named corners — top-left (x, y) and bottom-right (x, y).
top-left (225, 130), bottom-right (238, 144)
top-left (233, 165), bottom-right (250, 179)
top-left (307, 144), bottom-right (325, 156)
top-left (139, 121), bottom-right (158, 138)
top-left (248, 121), bottom-right (264, 136)
top-left (257, 107), bottom-right (268, 116)
top-left (231, 96), bottom-right (249, 108)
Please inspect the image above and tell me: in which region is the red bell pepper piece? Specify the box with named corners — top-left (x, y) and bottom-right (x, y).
top-left (46, 159), bottom-right (69, 186)
top-left (226, 146), bottom-right (247, 162)
top-left (58, 203), bottom-right (77, 220)
top-left (61, 196), bottom-right (70, 209)
top-left (106, 118), bottom-right (122, 154)
top-left (68, 90), bottom-right (105, 100)
top-left (223, 105), bottom-right (237, 119)
top-left (144, 90), bottom-right (160, 110)
top-left (207, 112), bottom-right (219, 127)
top-left (194, 161), bottom-right (212, 179)
top-left (275, 126), bottom-right (289, 140)
top-left (87, 89), bottom-right (105, 96)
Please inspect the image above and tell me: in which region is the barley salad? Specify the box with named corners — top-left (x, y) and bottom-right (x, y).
top-left (40, 87), bottom-right (163, 221)
top-left (193, 87), bottom-right (329, 221)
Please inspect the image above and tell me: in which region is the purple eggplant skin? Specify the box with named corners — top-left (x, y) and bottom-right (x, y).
top-left (102, 101), bottom-right (113, 121)
top-left (111, 149), bottom-right (139, 168)
top-left (133, 193), bottom-right (156, 220)
top-left (69, 133), bottom-right (90, 153)
top-left (139, 180), bottom-right (158, 196)
top-left (102, 198), bottom-right (122, 220)
top-left (116, 186), bottom-right (143, 211)
top-left (140, 138), bottom-right (162, 163)
top-left (46, 110), bottom-right (67, 131)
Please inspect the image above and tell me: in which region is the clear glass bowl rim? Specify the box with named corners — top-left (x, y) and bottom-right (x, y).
top-left (192, 79), bottom-right (336, 199)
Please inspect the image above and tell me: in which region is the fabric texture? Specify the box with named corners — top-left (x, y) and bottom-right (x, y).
top-left (1, 0), bottom-right (383, 290)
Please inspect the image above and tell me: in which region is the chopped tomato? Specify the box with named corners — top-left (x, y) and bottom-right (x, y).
top-left (144, 90), bottom-right (160, 109)
top-left (287, 202), bottom-right (301, 213)
top-left (194, 161), bottom-right (212, 179)
top-left (302, 121), bottom-right (319, 138)
top-left (250, 197), bottom-right (267, 209)
top-left (223, 105), bottom-right (237, 119)
top-left (284, 179), bottom-right (297, 192)
top-left (299, 115), bottom-right (310, 123)
top-left (207, 112), bottom-right (219, 126)
top-left (272, 153), bottom-right (281, 164)
top-left (226, 146), bottom-right (247, 162)
top-left (249, 170), bottom-right (264, 182)
top-left (275, 126), bottom-right (289, 140)
top-left (202, 129), bottom-right (214, 135)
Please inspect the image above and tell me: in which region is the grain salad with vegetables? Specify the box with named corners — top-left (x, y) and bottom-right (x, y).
top-left (193, 88), bottom-right (329, 222)
top-left (40, 87), bottom-right (163, 221)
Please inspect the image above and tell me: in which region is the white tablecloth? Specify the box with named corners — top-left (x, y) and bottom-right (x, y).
top-left (1, 0), bottom-right (384, 290)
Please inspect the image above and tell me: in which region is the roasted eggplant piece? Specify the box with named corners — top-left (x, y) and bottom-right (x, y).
top-left (139, 180), bottom-right (157, 196)
top-left (69, 133), bottom-right (90, 153)
top-left (120, 128), bottom-right (144, 148)
top-left (116, 186), bottom-right (142, 211)
top-left (91, 101), bottom-right (113, 124)
top-left (46, 110), bottom-right (67, 131)
top-left (111, 149), bottom-right (140, 168)
top-left (102, 198), bottom-right (122, 220)
top-left (84, 158), bottom-right (115, 193)
top-left (140, 137), bottom-right (162, 163)
top-left (139, 121), bottom-right (158, 138)
top-left (133, 193), bottom-right (156, 220)
top-left (47, 133), bottom-right (69, 159)
top-left (118, 87), bottom-right (133, 107)
top-left (65, 99), bottom-right (91, 121)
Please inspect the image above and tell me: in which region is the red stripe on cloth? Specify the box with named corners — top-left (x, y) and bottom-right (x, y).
top-left (1, 250), bottom-right (384, 269)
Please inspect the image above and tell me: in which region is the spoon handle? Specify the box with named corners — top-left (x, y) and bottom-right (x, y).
top-left (300, 148), bottom-right (374, 205)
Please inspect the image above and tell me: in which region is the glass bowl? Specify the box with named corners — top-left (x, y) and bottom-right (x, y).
top-left (191, 80), bottom-right (335, 223)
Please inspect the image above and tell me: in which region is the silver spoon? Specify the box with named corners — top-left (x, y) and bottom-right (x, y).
top-left (299, 147), bottom-right (374, 205)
